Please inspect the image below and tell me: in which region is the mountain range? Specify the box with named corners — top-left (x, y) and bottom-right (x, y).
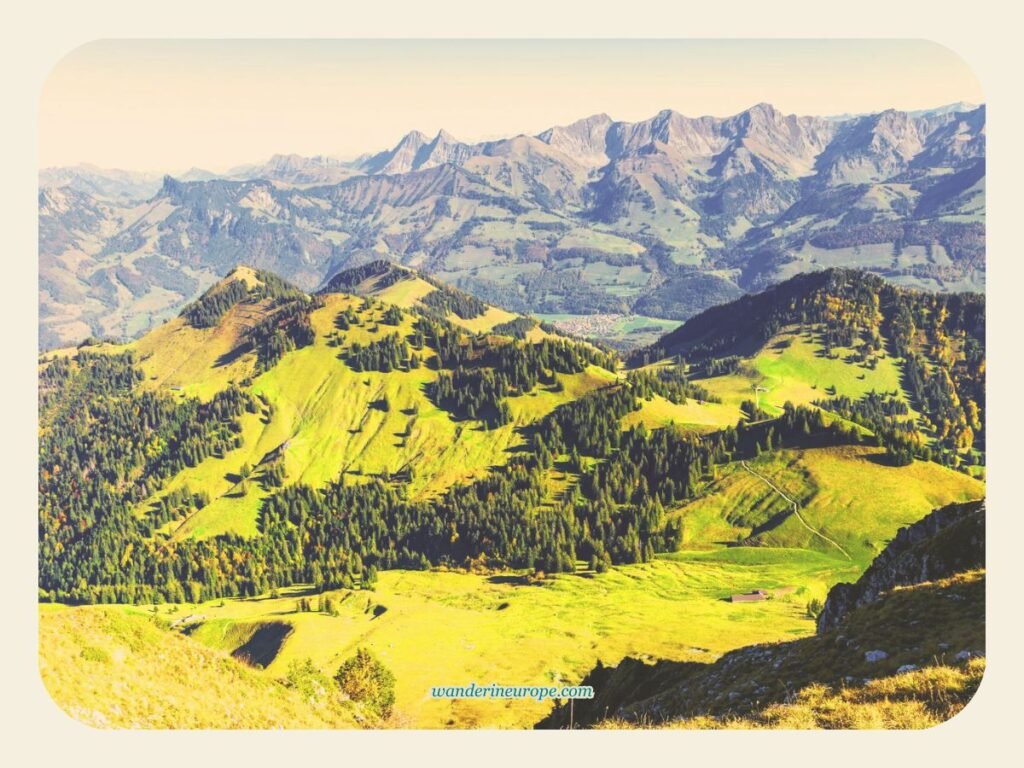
top-left (39, 102), bottom-right (985, 350)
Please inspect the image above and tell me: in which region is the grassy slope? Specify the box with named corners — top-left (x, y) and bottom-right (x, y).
top-left (143, 293), bottom-right (612, 540)
top-left (674, 446), bottom-right (983, 568)
top-left (38, 605), bottom-right (363, 729)
top-left (366, 271), bottom-right (550, 339)
top-left (592, 571), bottom-right (986, 730)
top-left (143, 549), bottom-right (848, 729)
top-left (628, 322), bottom-right (909, 436)
top-left (134, 265), bottom-right (268, 400)
top-left (698, 327), bottom-right (907, 416)
top-left (650, 659), bottom-right (986, 729)
top-left (757, 447), bottom-right (982, 565)
top-left (625, 394), bottom-right (741, 434)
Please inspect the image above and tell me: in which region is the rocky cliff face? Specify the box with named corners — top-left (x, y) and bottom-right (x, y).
top-left (816, 500), bottom-right (985, 633)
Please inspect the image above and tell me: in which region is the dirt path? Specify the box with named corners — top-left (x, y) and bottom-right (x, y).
top-left (740, 460), bottom-right (852, 561)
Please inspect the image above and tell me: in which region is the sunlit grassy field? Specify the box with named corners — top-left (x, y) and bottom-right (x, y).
top-left (699, 327), bottom-right (907, 415)
top-left (625, 393), bottom-right (741, 433)
top-left (89, 551), bottom-right (850, 729)
top-left (674, 446), bottom-right (984, 567)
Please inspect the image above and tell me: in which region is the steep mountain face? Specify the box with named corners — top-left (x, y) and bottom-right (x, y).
top-left (816, 110), bottom-right (924, 185)
top-left (359, 130), bottom-right (429, 175)
top-left (816, 500), bottom-right (984, 633)
top-left (536, 113), bottom-right (614, 167)
top-left (38, 103), bottom-right (985, 350)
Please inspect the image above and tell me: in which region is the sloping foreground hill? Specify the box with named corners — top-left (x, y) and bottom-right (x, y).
top-left (537, 500), bottom-right (985, 729)
top-left (38, 605), bottom-right (368, 728)
top-left (593, 648), bottom-right (985, 730)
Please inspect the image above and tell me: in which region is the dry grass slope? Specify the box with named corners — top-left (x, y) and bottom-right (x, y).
top-left (597, 658), bottom-right (985, 729)
top-left (580, 571), bottom-right (985, 730)
top-left (38, 605), bottom-right (365, 729)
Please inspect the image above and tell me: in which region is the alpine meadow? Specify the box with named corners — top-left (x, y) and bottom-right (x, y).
top-left (37, 40), bottom-right (986, 730)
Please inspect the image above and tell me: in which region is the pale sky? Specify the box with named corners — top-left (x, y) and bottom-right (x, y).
top-left (39, 39), bottom-right (984, 173)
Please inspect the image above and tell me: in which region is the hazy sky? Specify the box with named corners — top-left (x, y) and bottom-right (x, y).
top-left (40, 39), bottom-right (984, 172)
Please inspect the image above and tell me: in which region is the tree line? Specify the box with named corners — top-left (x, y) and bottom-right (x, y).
top-left (182, 268), bottom-right (306, 329)
top-left (41, 295), bottom-right (873, 606)
top-left (248, 296), bottom-right (322, 372)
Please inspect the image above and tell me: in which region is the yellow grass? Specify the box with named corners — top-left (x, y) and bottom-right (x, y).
top-left (624, 394), bottom-right (741, 433)
top-left (599, 659), bottom-right (986, 730)
top-left (38, 605), bottom-right (363, 729)
top-left (121, 552), bottom-right (844, 729)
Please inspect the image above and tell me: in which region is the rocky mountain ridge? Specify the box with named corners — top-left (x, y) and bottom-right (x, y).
top-left (39, 102), bottom-right (985, 350)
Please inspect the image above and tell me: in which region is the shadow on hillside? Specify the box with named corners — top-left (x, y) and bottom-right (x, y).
top-left (231, 622), bottom-right (294, 669)
top-left (214, 343), bottom-right (252, 368)
top-left (864, 452), bottom-right (900, 467)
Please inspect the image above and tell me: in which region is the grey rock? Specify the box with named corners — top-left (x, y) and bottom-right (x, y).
top-left (817, 502), bottom-right (984, 634)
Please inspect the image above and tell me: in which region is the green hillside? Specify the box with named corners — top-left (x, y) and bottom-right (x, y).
top-left (672, 445), bottom-right (982, 567)
top-left (637, 268), bottom-right (984, 473)
top-left (150, 290), bottom-right (613, 540)
top-left (38, 265), bottom-right (984, 729)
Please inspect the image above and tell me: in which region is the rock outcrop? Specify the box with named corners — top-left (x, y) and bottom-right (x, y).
top-left (816, 500), bottom-right (984, 633)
